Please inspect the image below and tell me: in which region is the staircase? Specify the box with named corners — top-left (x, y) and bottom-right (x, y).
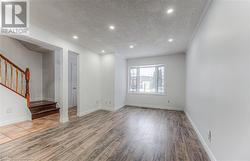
top-left (0, 53), bottom-right (59, 120)
top-left (0, 53), bottom-right (30, 107)
top-left (30, 101), bottom-right (59, 119)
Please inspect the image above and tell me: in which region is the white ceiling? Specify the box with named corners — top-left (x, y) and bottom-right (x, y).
top-left (30, 0), bottom-right (208, 58)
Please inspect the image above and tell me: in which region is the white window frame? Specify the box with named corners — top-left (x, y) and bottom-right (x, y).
top-left (128, 64), bottom-right (166, 95)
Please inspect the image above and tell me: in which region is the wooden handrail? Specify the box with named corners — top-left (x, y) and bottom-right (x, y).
top-left (0, 54), bottom-right (25, 73)
top-left (0, 53), bottom-right (30, 107)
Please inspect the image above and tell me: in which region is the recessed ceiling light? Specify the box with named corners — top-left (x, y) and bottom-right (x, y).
top-left (129, 45), bottom-right (134, 49)
top-left (101, 50), bottom-right (106, 53)
top-left (168, 38), bottom-right (174, 42)
top-left (167, 8), bottom-right (174, 14)
top-left (73, 35), bottom-right (78, 39)
top-left (109, 25), bottom-right (115, 30)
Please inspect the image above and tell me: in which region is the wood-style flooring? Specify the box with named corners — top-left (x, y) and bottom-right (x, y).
top-left (0, 107), bottom-right (77, 144)
top-left (0, 106), bottom-right (210, 161)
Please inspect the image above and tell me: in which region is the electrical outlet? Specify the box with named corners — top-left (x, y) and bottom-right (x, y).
top-left (208, 130), bottom-right (212, 143)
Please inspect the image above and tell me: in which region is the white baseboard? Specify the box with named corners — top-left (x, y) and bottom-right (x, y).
top-left (60, 116), bottom-right (69, 123)
top-left (78, 108), bottom-right (99, 117)
top-left (100, 106), bottom-right (115, 111)
top-left (44, 97), bottom-right (55, 102)
top-left (77, 105), bottom-right (123, 118)
top-left (114, 105), bottom-right (125, 111)
top-left (185, 111), bottom-right (217, 161)
top-left (126, 104), bottom-right (183, 111)
top-left (0, 116), bottom-right (31, 127)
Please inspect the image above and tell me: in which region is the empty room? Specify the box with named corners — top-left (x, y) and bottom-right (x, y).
top-left (0, 0), bottom-right (249, 161)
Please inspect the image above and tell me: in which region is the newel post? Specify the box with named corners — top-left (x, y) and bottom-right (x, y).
top-left (25, 68), bottom-right (30, 107)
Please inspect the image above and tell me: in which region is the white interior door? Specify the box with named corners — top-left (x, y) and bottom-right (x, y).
top-left (71, 63), bottom-right (77, 107)
top-left (68, 53), bottom-right (78, 108)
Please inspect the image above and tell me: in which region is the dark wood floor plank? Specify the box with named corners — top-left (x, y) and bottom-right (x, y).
top-left (0, 106), bottom-right (210, 161)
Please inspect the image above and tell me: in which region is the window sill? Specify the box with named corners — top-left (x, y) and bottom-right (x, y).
top-left (128, 92), bottom-right (166, 96)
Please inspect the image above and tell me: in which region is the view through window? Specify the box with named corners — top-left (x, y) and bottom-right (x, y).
top-left (129, 65), bottom-right (165, 94)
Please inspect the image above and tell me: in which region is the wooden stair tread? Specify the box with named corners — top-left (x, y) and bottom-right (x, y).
top-left (29, 100), bottom-right (59, 119)
top-left (32, 108), bottom-right (59, 119)
top-left (30, 100), bottom-right (57, 108)
top-left (32, 108), bottom-right (60, 115)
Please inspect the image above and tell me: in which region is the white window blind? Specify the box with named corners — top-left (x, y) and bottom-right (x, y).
top-left (129, 65), bottom-right (165, 94)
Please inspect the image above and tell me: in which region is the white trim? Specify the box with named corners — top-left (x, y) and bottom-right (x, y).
top-left (114, 105), bottom-right (125, 111)
top-left (128, 92), bottom-right (166, 96)
top-left (126, 104), bottom-right (183, 111)
top-left (129, 64), bottom-right (165, 68)
top-left (100, 106), bottom-right (115, 112)
top-left (185, 111), bottom-right (217, 161)
top-left (78, 108), bottom-right (99, 117)
top-left (128, 64), bottom-right (166, 94)
top-left (187, 0), bottom-right (213, 50)
top-left (0, 116), bottom-right (31, 127)
top-left (59, 115), bottom-right (69, 123)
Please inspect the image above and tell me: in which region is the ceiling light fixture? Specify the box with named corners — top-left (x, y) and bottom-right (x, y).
top-left (167, 8), bottom-right (174, 14)
top-left (168, 38), bottom-right (174, 42)
top-left (129, 45), bottom-right (134, 49)
top-left (73, 35), bottom-right (78, 40)
top-left (109, 25), bottom-right (115, 30)
top-left (101, 50), bottom-right (106, 53)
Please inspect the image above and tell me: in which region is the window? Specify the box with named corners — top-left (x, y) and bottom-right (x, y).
top-left (128, 65), bottom-right (165, 94)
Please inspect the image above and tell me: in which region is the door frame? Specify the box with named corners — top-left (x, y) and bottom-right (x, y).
top-left (68, 51), bottom-right (79, 115)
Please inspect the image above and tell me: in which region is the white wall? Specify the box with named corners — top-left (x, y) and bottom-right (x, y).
top-left (126, 53), bottom-right (186, 110)
top-left (42, 52), bottom-right (55, 101)
top-left (78, 51), bottom-right (101, 116)
top-left (100, 54), bottom-right (115, 111)
top-left (0, 35), bottom-right (43, 101)
top-left (114, 55), bottom-right (127, 110)
top-left (0, 83), bottom-right (31, 126)
top-left (185, 0), bottom-right (250, 161)
top-left (18, 25), bottom-right (105, 122)
top-left (79, 52), bottom-right (126, 113)
top-left (91, 53), bottom-right (127, 112)
top-left (54, 50), bottom-right (61, 107)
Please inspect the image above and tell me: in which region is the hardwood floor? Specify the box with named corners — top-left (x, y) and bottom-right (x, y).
top-left (0, 107), bottom-right (77, 144)
top-left (0, 106), bottom-right (210, 161)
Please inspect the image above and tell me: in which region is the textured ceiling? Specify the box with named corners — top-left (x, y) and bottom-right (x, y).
top-left (30, 0), bottom-right (208, 58)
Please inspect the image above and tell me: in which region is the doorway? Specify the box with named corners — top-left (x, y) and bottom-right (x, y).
top-left (68, 51), bottom-right (78, 120)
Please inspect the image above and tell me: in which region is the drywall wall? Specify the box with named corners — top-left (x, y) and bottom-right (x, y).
top-left (126, 53), bottom-right (186, 110)
top-left (185, 0), bottom-right (250, 160)
top-left (15, 25), bottom-right (105, 122)
top-left (100, 54), bottom-right (115, 111)
top-left (114, 55), bottom-right (127, 110)
top-left (0, 35), bottom-right (43, 101)
top-left (42, 52), bottom-right (55, 101)
top-left (54, 50), bottom-right (61, 108)
top-left (0, 85), bottom-right (31, 126)
top-left (78, 51), bottom-right (101, 116)
top-left (79, 52), bottom-right (125, 113)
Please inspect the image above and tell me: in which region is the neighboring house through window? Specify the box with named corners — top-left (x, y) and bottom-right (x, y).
top-left (128, 65), bottom-right (165, 94)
